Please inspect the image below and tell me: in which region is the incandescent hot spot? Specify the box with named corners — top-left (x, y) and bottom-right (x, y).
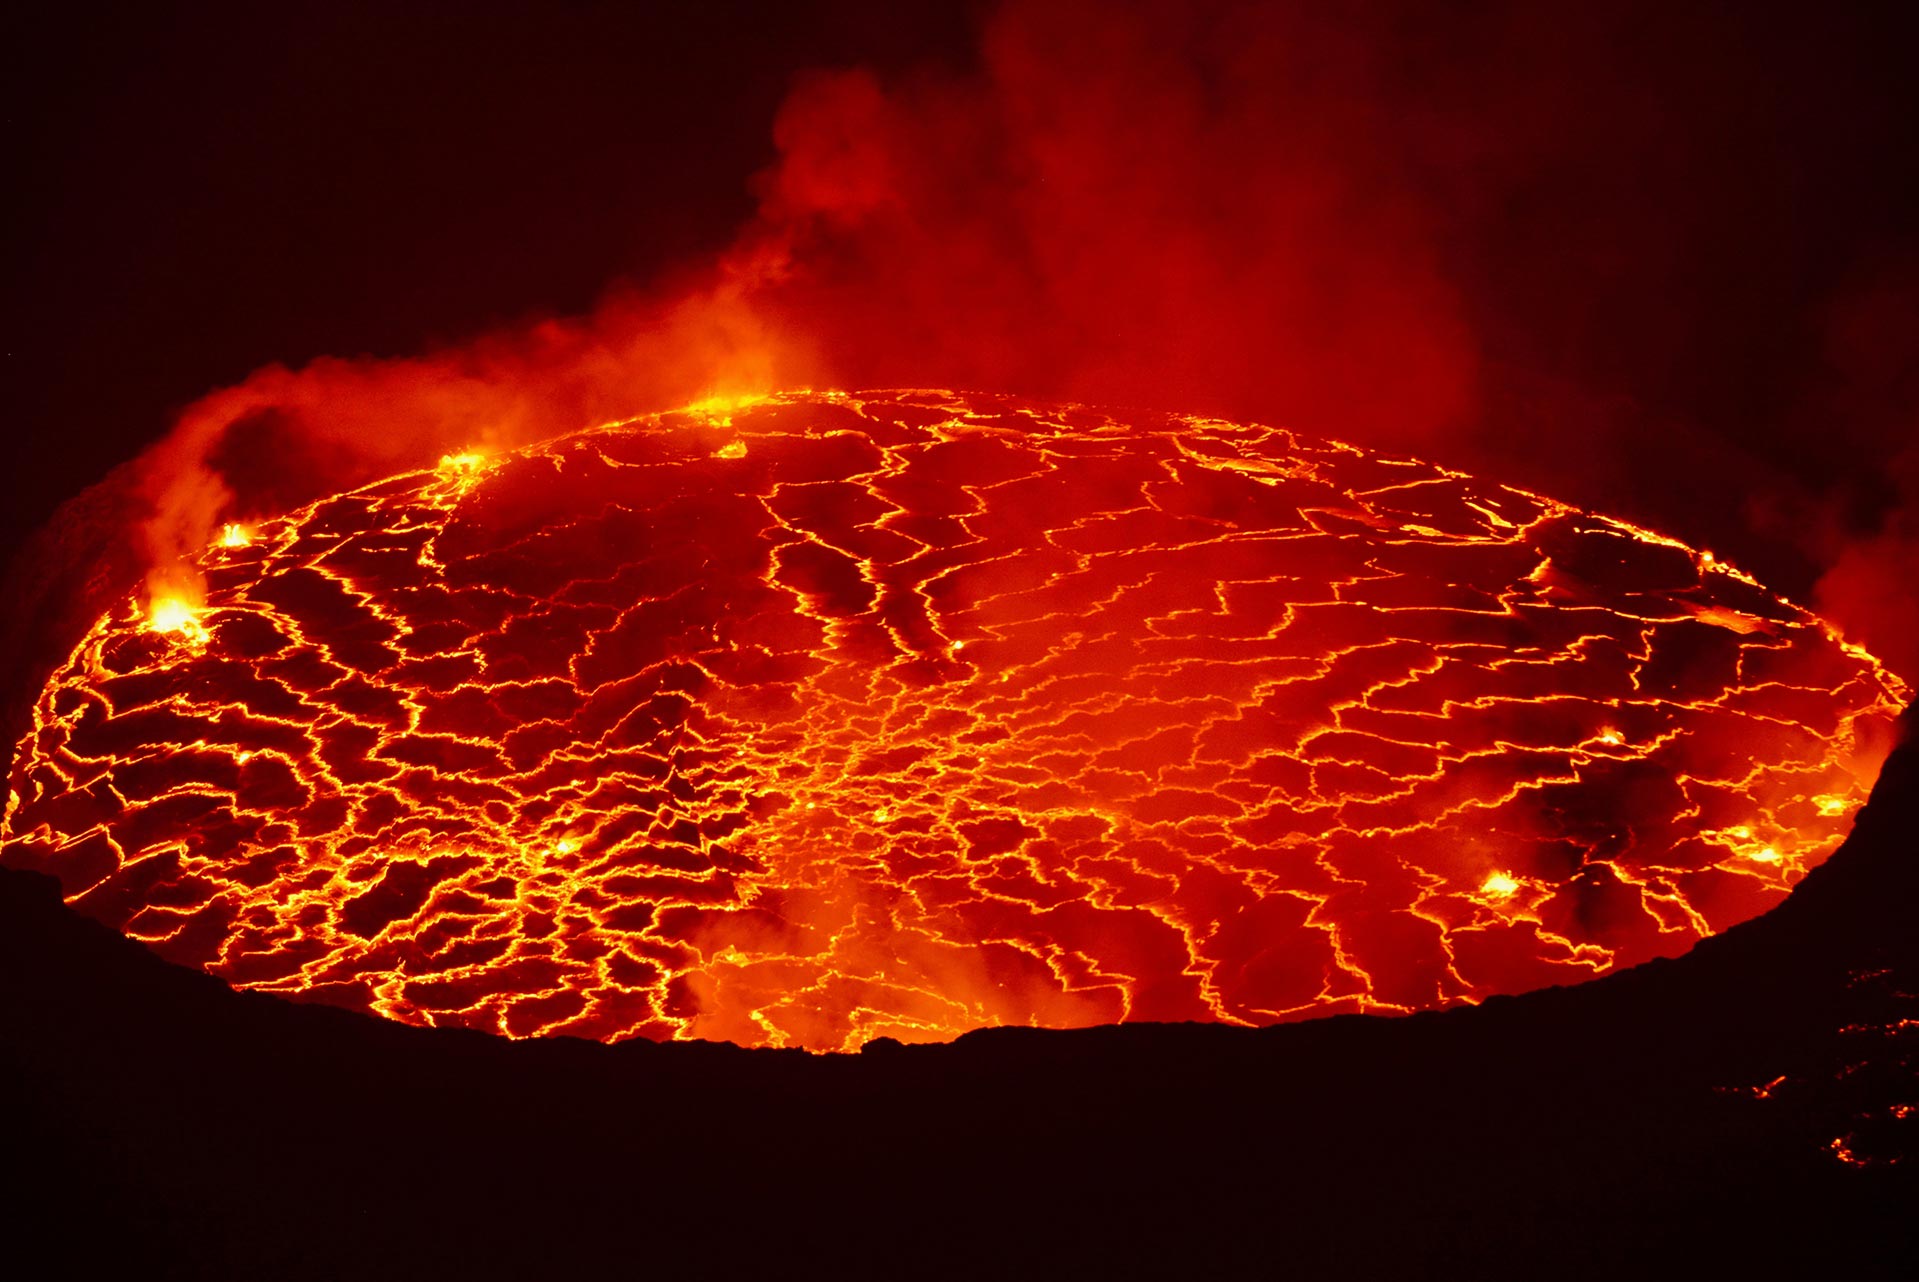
top-left (2, 391), bottom-right (1906, 1051)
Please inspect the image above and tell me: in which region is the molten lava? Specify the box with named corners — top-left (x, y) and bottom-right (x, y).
top-left (2, 391), bottom-right (1906, 1051)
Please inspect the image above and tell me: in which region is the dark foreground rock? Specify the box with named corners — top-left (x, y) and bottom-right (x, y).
top-left (3, 713), bottom-right (1915, 1280)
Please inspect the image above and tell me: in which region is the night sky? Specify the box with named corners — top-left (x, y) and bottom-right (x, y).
top-left (10, 3), bottom-right (1919, 602)
top-left (3, 3), bottom-right (937, 539)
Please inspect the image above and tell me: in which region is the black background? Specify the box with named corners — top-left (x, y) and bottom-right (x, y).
top-left (8, 1), bottom-right (1919, 585)
top-left (5, 0), bottom-right (976, 562)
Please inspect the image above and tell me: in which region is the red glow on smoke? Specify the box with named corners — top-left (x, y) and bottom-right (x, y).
top-left (133, 3), bottom-right (1482, 613)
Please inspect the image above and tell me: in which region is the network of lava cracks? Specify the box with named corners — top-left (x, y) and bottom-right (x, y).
top-left (2, 391), bottom-right (1908, 1052)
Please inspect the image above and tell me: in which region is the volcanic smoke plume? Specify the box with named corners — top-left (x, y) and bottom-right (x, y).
top-left (75, 0), bottom-right (1916, 693)
top-left (2, 392), bottom-right (1903, 1051)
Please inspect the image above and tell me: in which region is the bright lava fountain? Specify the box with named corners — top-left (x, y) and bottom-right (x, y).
top-left (3, 391), bottom-right (1906, 1051)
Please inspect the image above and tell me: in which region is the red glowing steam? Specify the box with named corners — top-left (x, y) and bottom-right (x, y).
top-left (114, 0), bottom-right (1918, 686)
top-left (135, 2), bottom-right (1480, 607)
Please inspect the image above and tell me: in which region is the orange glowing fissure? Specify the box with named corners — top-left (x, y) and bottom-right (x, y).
top-left (2, 391), bottom-right (1906, 1051)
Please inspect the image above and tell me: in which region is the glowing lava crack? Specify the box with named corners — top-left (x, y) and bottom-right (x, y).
top-left (3, 391), bottom-right (1906, 1051)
